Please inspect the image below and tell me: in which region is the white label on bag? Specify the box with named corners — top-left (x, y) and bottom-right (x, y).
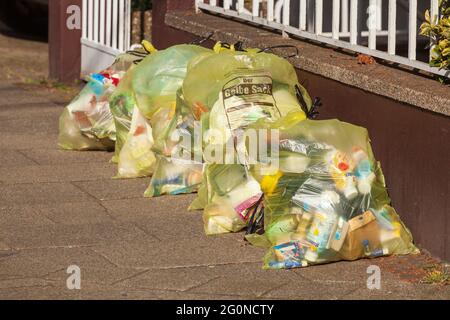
top-left (221, 70), bottom-right (281, 133)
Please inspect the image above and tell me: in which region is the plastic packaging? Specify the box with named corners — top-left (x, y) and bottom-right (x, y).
top-left (132, 44), bottom-right (211, 119)
top-left (109, 65), bottom-right (138, 163)
top-left (58, 51), bottom-right (143, 151)
top-left (116, 106), bottom-right (156, 178)
top-left (244, 112), bottom-right (418, 269)
top-left (183, 49), bottom-right (312, 235)
top-left (131, 45), bottom-right (211, 197)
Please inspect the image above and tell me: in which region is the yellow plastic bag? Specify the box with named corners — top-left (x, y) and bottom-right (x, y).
top-left (182, 49), bottom-right (312, 235)
top-left (109, 65), bottom-right (137, 163)
top-left (58, 51), bottom-right (143, 151)
top-left (243, 112), bottom-right (418, 269)
top-left (131, 45), bottom-right (211, 197)
top-left (116, 106), bottom-right (156, 178)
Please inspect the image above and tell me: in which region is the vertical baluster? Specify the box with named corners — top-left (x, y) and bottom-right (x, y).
top-left (283, 0), bottom-right (290, 26)
top-left (100, 0), bottom-right (105, 44)
top-left (341, 0), bottom-right (349, 33)
top-left (369, 0), bottom-right (377, 50)
top-left (88, 0), bottom-right (94, 40)
top-left (267, 0), bottom-right (274, 21)
top-left (299, 0), bottom-right (307, 30)
top-left (376, 0), bottom-right (383, 30)
top-left (315, 0), bottom-right (323, 35)
top-left (430, 0), bottom-right (439, 62)
top-left (118, 0), bottom-right (125, 51)
top-left (350, 0), bottom-right (357, 44)
top-left (388, 0), bottom-right (396, 55)
top-left (195, 0), bottom-right (204, 13)
top-left (253, 0), bottom-right (259, 17)
top-left (238, 0), bottom-right (244, 13)
top-left (332, 0), bottom-right (340, 39)
top-left (125, 0), bottom-right (131, 49)
top-left (112, 0), bottom-right (118, 49)
top-left (94, 0), bottom-right (99, 43)
top-left (82, 0), bottom-right (88, 39)
top-left (106, 0), bottom-right (112, 47)
top-left (408, 0), bottom-right (417, 60)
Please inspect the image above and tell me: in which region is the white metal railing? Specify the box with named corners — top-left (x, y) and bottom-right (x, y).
top-left (196, 0), bottom-right (449, 77)
top-left (81, 0), bottom-right (132, 76)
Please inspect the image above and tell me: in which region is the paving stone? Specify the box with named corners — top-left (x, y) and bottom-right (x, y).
top-left (0, 285), bottom-right (83, 300)
top-left (34, 201), bottom-right (115, 225)
top-left (341, 282), bottom-right (450, 300)
top-left (111, 266), bottom-right (220, 292)
top-left (0, 182), bottom-right (92, 205)
top-left (1, 220), bottom-right (157, 250)
top-left (184, 263), bottom-right (299, 297)
top-left (291, 259), bottom-right (396, 286)
top-left (102, 196), bottom-right (205, 240)
top-left (261, 274), bottom-right (361, 300)
top-left (0, 286), bottom-right (243, 300)
top-left (0, 88), bottom-right (50, 107)
top-left (103, 195), bottom-right (197, 220)
top-left (0, 133), bottom-right (57, 150)
top-left (91, 236), bottom-right (264, 269)
top-left (0, 114), bottom-right (60, 135)
top-left (0, 242), bottom-right (10, 251)
top-left (0, 277), bottom-right (56, 290)
top-left (0, 102), bottom-right (60, 121)
top-left (73, 178), bottom-right (151, 201)
top-left (21, 148), bottom-right (114, 165)
top-left (0, 247), bottom-right (116, 279)
top-left (0, 205), bottom-right (55, 228)
top-left (0, 150), bottom-right (37, 167)
top-left (43, 266), bottom-right (144, 288)
top-left (0, 162), bottom-right (116, 184)
top-left (0, 201), bottom-right (114, 226)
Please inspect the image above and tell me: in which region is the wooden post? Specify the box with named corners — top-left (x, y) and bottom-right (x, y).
top-left (49, 0), bottom-right (83, 83)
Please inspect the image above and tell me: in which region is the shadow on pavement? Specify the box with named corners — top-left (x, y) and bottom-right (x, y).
top-left (0, 0), bottom-right (48, 42)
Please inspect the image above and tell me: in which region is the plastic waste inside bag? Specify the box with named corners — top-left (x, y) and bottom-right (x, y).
top-left (243, 113), bottom-right (418, 269)
top-left (132, 44), bottom-right (211, 119)
top-left (130, 45), bottom-right (211, 196)
top-left (144, 156), bottom-right (203, 197)
top-left (116, 106), bottom-right (156, 178)
top-left (182, 48), bottom-right (313, 235)
top-left (58, 72), bottom-right (119, 151)
top-left (109, 66), bottom-right (138, 163)
top-left (58, 50), bottom-right (146, 151)
top-left (201, 164), bottom-right (263, 235)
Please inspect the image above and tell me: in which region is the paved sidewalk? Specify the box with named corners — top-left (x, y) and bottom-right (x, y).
top-left (0, 33), bottom-right (448, 300)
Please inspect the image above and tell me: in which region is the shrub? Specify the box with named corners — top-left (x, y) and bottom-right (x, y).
top-left (420, 0), bottom-right (450, 70)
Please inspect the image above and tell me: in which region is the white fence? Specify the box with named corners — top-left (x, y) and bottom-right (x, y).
top-left (196, 0), bottom-right (449, 77)
top-left (81, 0), bottom-right (132, 77)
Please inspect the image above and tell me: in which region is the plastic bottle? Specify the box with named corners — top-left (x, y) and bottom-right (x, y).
top-left (329, 216), bottom-right (349, 251)
top-left (362, 239), bottom-right (388, 257)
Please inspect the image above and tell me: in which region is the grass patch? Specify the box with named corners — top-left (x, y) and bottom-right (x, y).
top-left (420, 264), bottom-right (450, 285)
